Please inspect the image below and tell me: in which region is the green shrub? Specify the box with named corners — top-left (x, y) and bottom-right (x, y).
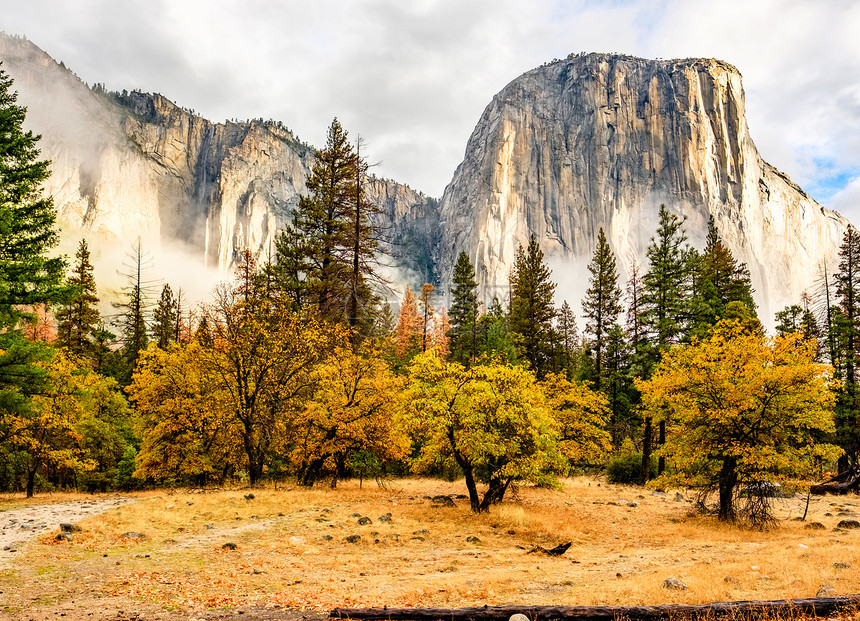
top-left (606, 453), bottom-right (657, 484)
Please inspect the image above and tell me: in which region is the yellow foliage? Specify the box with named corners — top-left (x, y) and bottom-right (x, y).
top-left (288, 343), bottom-right (408, 485)
top-left (637, 321), bottom-right (840, 506)
top-left (541, 373), bottom-right (612, 464)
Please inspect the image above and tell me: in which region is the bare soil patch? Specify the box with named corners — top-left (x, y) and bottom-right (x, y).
top-left (1, 479), bottom-right (859, 620)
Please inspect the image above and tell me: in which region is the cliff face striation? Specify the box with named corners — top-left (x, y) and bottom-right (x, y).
top-left (0, 33), bottom-right (437, 282)
top-left (436, 53), bottom-right (847, 319)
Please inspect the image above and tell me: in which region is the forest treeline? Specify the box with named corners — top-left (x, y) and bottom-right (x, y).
top-left (0, 67), bottom-right (855, 524)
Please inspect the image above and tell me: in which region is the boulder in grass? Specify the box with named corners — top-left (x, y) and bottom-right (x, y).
top-left (59, 523), bottom-right (82, 533)
top-left (662, 577), bottom-right (687, 590)
top-left (836, 519), bottom-right (860, 529)
top-left (120, 532), bottom-right (149, 541)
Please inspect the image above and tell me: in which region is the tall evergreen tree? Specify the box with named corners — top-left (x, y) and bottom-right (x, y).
top-left (556, 300), bottom-right (579, 379)
top-left (834, 225), bottom-right (860, 468)
top-left (0, 66), bottom-right (66, 330)
top-left (508, 235), bottom-right (557, 378)
top-left (292, 119), bottom-right (379, 328)
top-left (56, 239), bottom-right (100, 357)
top-left (418, 283), bottom-right (435, 353)
top-left (448, 251), bottom-right (479, 365)
top-left (151, 284), bottom-right (178, 349)
top-left (640, 205), bottom-right (690, 477)
top-left (112, 239), bottom-right (156, 383)
top-left (689, 216), bottom-right (756, 336)
top-left (582, 228), bottom-right (621, 390)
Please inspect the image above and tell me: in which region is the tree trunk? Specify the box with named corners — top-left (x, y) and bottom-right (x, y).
top-left (657, 420), bottom-right (666, 475)
top-left (479, 477), bottom-right (511, 511)
top-left (26, 463), bottom-right (38, 498)
top-left (718, 455), bottom-right (737, 522)
top-left (331, 596), bottom-right (860, 621)
top-left (640, 417), bottom-right (652, 485)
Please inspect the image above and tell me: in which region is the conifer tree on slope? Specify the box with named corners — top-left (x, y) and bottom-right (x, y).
top-left (508, 234), bottom-right (557, 378)
top-left (0, 66), bottom-right (66, 329)
top-left (292, 118), bottom-right (379, 328)
top-left (640, 205), bottom-right (690, 478)
top-left (582, 228), bottom-right (621, 391)
top-left (834, 225), bottom-right (860, 469)
top-left (448, 251), bottom-right (479, 365)
top-left (56, 239), bottom-right (100, 357)
top-left (151, 284), bottom-right (178, 349)
top-left (689, 216), bottom-right (756, 337)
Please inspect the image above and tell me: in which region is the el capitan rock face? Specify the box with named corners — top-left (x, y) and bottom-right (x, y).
top-left (435, 53), bottom-right (847, 318)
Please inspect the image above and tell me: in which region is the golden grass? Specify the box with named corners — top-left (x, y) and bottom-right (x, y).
top-left (2, 477), bottom-right (860, 614)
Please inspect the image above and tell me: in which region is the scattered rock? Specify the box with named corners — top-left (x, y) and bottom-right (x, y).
top-left (674, 493), bottom-right (685, 502)
top-left (431, 495), bottom-right (455, 507)
top-left (724, 576), bottom-right (738, 584)
top-left (205, 524), bottom-right (214, 530)
top-left (836, 519), bottom-right (860, 529)
top-left (414, 529), bottom-right (430, 535)
top-left (378, 513), bottom-right (393, 523)
top-left (59, 523), bottom-right (81, 533)
top-left (321, 534), bottom-right (333, 541)
top-left (253, 568), bottom-right (264, 574)
top-left (834, 562), bottom-right (851, 569)
top-left (350, 512), bottom-right (362, 518)
top-left (222, 542), bottom-right (237, 550)
top-left (528, 542), bottom-right (572, 556)
top-left (805, 522), bottom-right (826, 530)
top-left (120, 532), bottom-right (149, 541)
top-left (244, 493), bottom-right (255, 501)
top-left (662, 577), bottom-right (687, 590)
top-left (466, 536), bottom-right (481, 543)
top-left (652, 491), bottom-right (667, 497)
top-left (385, 534), bottom-right (399, 541)
top-left (411, 536), bottom-right (425, 542)
top-left (817, 585), bottom-right (836, 597)
top-left (627, 501), bottom-right (639, 508)
top-left (510, 615), bottom-right (530, 621)
top-left (288, 536), bottom-right (307, 545)
top-left (55, 532), bottom-right (73, 542)
top-left (345, 535), bottom-right (361, 543)
top-left (358, 517), bottom-right (372, 525)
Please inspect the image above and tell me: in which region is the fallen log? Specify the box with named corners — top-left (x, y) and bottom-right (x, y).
top-left (331, 595), bottom-right (860, 621)
top-left (527, 542), bottom-right (572, 556)
top-left (810, 467), bottom-right (860, 495)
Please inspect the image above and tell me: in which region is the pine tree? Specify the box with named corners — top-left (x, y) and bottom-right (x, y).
top-left (0, 65), bottom-right (66, 329)
top-left (556, 300), bottom-right (578, 378)
top-left (689, 216), bottom-right (756, 336)
top-left (640, 205), bottom-right (690, 477)
top-left (112, 239), bottom-right (156, 383)
top-left (418, 283), bottom-right (435, 353)
top-left (641, 205), bottom-right (690, 352)
top-left (292, 119), bottom-right (380, 327)
top-left (582, 228), bottom-right (621, 390)
top-left (508, 234), bottom-right (557, 378)
top-left (448, 251), bottom-right (479, 365)
top-left (267, 213), bottom-right (309, 309)
top-left (56, 240), bottom-right (100, 357)
top-left (834, 225), bottom-right (860, 467)
top-left (151, 284), bottom-right (178, 349)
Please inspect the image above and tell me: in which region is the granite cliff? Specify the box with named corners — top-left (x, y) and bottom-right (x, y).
top-left (0, 33), bottom-right (437, 286)
top-left (436, 53), bottom-right (848, 319)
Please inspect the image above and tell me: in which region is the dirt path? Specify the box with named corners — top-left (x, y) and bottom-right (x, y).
top-left (0, 496), bottom-right (132, 568)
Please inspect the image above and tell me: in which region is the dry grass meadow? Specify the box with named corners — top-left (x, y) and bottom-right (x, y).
top-left (1, 477), bottom-right (859, 618)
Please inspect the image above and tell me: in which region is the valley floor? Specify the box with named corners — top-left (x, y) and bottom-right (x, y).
top-left (0, 478), bottom-right (858, 620)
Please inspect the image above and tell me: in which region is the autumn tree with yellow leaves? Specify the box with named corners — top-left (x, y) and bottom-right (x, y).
top-left (638, 321), bottom-right (841, 526)
top-left (289, 343), bottom-right (407, 487)
top-left (403, 353), bottom-right (564, 512)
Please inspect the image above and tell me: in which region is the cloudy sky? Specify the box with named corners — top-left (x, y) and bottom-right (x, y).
top-left (5, 0), bottom-right (860, 220)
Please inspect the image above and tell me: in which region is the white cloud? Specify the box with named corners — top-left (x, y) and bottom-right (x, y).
top-left (3, 0), bottom-right (859, 201)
